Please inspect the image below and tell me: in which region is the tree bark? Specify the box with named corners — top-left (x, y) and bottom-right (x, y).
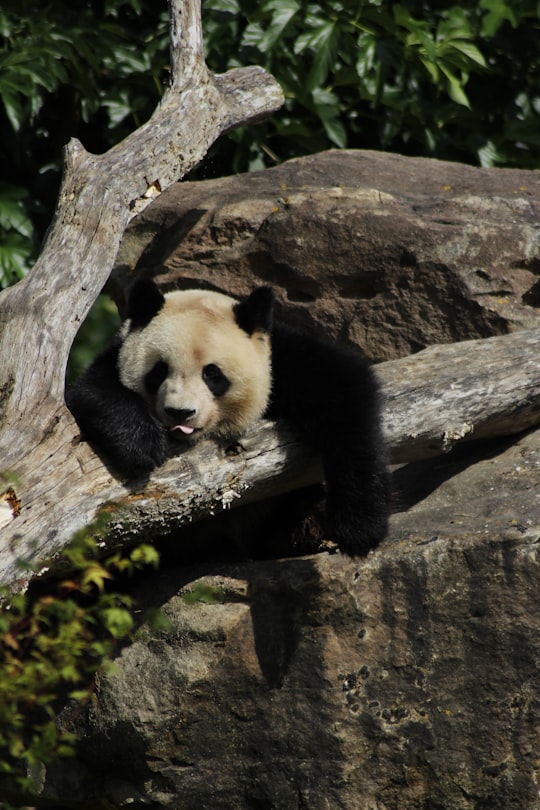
top-left (378, 327), bottom-right (540, 463)
top-left (1, 0), bottom-right (540, 594)
top-left (2, 320), bottom-right (540, 590)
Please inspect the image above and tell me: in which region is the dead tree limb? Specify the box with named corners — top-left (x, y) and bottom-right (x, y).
top-left (2, 317), bottom-right (540, 591)
top-left (0, 0), bottom-right (283, 590)
top-left (378, 328), bottom-right (540, 462)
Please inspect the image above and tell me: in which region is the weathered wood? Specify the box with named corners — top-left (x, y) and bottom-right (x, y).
top-left (378, 328), bottom-right (540, 462)
top-left (2, 325), bottom-right (540, 591)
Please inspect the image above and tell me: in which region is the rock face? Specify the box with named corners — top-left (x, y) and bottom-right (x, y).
top-left (114, 149), bottom-right (540, 361)
top-left (25, 151), bottom-right (540, 808)
top-left (40, 429), bottom-right (540, 810)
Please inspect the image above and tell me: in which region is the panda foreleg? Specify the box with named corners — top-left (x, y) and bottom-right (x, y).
top-left (269, 324), bottom-right (390, 557)
top-left (66, 343), bottom-right (169, 475)
top-left (320, 431), bottom-right (390, 556)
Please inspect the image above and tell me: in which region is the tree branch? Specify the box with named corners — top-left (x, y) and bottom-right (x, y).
top-left (2, 325), bottom-right (540, 592)
top-left (378, 328), bottom-right (540, 462)
top-left (0, 0), bottom-right (284, 465)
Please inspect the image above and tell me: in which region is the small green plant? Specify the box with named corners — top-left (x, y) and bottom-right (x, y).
top-left (0, 532), bottom-right (159, 796)
top-left (182, 581), bottom-right (226, 604)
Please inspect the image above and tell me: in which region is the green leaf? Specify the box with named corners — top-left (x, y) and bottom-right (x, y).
top-left (0, 81), bottom-right (25, 131)
top-left (81, 563), bottom-right (114, 593)
top-left (439, 64), bottom-right (471, 109)
top-left (258, 0), bottom-right (300, 52)
top-left (130, 544), bottom-right (160, 569)
top-left (0, 232), bottom-right (33, 285)
top-left (478, 139), bottom-right (501, 167)
top-left (311, 88), bottom-right (347, 147)
top-left (0, 183), bottom-right (33, 237)
top-left (310, 21), bottom-right (340, 91)
top-left (204, 0), bottom-right (240, 12)
top-left (446, 40), bottom-right (487, 68)
top-left (479, 0), bottom-right (519, 36)
top-left (418, 55), bottom-right (439, 84)
top-left (101, 608), bottom-right (134, 639)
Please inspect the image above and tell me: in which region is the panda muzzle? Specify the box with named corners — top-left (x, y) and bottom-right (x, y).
top-left (164, 407), bottom-right (197, 436)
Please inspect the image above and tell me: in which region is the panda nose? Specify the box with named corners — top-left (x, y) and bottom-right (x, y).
top-left (165, 407), bottom-right (196, 422)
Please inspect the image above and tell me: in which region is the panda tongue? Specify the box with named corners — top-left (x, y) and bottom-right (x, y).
top-left (171, 424), bottom-right (195, 435)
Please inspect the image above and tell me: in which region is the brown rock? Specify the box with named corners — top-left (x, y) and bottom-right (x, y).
top-left (36, 429), bottom-right (540, 809)
top-left (114, 149), bottom-right (540, 360)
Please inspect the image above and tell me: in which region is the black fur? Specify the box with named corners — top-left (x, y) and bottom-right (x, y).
top-left (128, 278), bottom-right (165, 330)
top-left (202, 363), bottom-right (230, 397)
top-left (144, 360), bottom-right (169, 395)
top-left (268, 323), bottom-right (389, 557)
top-left (67, 281), bottom-right (389, 556)
top-left (234, 287), bottom-right (274, 335)
top-left (66, 340), bottom-right (169, 473)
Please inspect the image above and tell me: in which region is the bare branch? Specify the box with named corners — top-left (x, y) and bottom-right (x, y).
top-left (2, 326), bottom-right (540, 592)
top-left (168, 0), bottom-right (205, 86)
top-left (378, 328), bottom-right (540, 462)
top-left (0, 0), bottom-right (283, 467)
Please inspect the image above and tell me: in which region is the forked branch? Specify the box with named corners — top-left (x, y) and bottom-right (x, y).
top-left (0, 0), bottom-right (284, 464)
top-left (0, 0), bottom-right (283, 590)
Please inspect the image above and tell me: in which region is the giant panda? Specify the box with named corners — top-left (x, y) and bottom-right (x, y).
top-left (67, 279), bottom-right (390, 557)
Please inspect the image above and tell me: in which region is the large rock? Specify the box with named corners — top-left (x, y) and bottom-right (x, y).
top-left (114, 149), bottom-right (540, 360)
top-left (33, 427), bottom-right (540, 809)
top-left (22, 151), bottom-right (540, 808)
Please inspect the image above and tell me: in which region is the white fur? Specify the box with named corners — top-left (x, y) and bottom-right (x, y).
top-left (118, 289), bottom-right (271, 441)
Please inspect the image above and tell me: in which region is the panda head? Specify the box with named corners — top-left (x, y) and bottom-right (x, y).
top-left (118, 280), bottom-right (274, 442)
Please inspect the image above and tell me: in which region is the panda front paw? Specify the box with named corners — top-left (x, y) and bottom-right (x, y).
top-left (327, 483), bottom-right (390, 558)
top-left (330, 511), bottom-right (389, 558)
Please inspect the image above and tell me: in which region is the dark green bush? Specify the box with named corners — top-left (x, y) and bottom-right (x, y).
top-left (202, 0), bottom-right (540, 172)
top-left (0, 0), bottom-right (169, 287)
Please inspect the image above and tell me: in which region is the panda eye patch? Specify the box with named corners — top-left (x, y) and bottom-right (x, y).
top-left (202, 363), bottom-right (230, 397)
top-left (144, 360), bottom-right (169, 395)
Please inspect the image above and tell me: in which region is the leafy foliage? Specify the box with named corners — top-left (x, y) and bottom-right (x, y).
top-left (0, 530), bottom-right (160, 796)
top-left (1, 1), bottom-right (540, 289)
top-left (202, 0), bottom-right (540, 172)
top-left (0, 0), bottom-right (169, 288)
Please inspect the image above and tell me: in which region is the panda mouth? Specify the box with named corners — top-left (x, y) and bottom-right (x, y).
top-left (169, 424), bottom-right (198, 437)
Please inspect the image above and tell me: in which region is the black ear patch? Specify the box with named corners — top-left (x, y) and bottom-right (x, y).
top-left (234, 287), bottom-right (274, 336)
top-left (127, 279), bottom-right (165, 330)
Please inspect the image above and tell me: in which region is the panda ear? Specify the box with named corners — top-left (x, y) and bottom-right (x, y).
top-left (127, 279), bottom-right (165, 330)
top-left (234, 287), bottom-right (274, 336)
